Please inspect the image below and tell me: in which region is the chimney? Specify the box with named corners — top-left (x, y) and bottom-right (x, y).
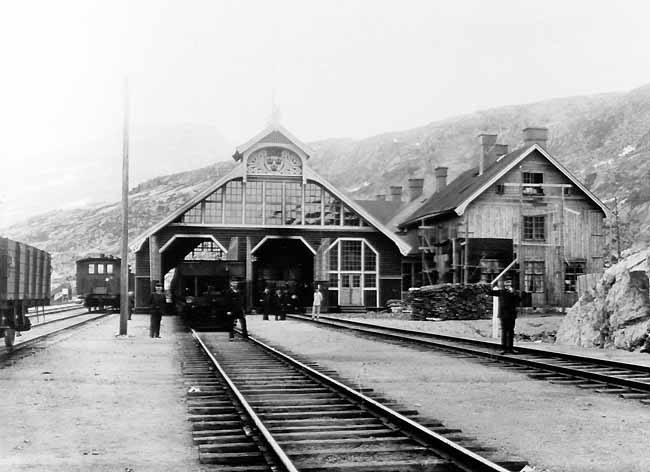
top-left (390, 186), bottom-right (403, 202)
top-left (494, 143), bottom-right (509, 158)
top-left (375, 194), bottom-right (386, 201)
top-left (434, 167), bottom-right (448, 192)
top-left (478, 133), bottom-right (498, 175)
top-left (523, 127), bottom-right (548, 148)
top-left (407, 178), bottom-right (424, 201)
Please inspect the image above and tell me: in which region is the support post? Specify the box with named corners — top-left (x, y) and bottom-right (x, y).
top-left (119, 78), bottom-right (129, 335)
top-left (463, 218), bottom-right (469, 284)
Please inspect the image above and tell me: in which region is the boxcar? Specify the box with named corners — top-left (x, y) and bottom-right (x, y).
top-left (76, 255), bottom-right (125, 312)
top-left (0, 237), bottom-right (52, 348)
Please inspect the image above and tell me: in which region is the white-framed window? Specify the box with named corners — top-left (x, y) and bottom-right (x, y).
top-left (88, 264), bottom-right (95, 274)
top-left (106, 264), bottom-right (114, 274)
top-left (97, 264), bottom-right (105, 274)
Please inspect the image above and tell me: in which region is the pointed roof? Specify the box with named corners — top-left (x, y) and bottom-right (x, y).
top-left (232, 123), bottom-right (314, 160)
top-left (399, 144), bottom-right (611, 228)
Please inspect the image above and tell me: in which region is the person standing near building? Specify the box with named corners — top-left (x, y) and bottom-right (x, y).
top-left (148, 282), bottom-right (165, 338)
top-left (486, 280), bottom-right (520, 354)
top-left (312, 285), bottom-right (323, 320)
top-left (260, 287), bottom-right (273, 321)
top-left (226, 280), bottom-right (248, 340)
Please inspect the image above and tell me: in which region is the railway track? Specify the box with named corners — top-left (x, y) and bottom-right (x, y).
top-left (0, 309), bottom-right (112, 360)
top-left (183, 330), bottom-right (528, 472)
top-left (290, 314), bottom-right (650, 404)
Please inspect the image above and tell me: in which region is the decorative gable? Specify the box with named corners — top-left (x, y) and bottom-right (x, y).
top-left (246, 147), bottom-right (303, 177)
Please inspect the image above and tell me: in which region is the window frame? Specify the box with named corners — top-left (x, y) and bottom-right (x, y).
top-left (523, 215), bottom-right (546, 241)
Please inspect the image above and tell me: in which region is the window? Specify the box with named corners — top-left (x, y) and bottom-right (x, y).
top-left (304, 183), bottom-right (322, 225)
top-left (224, 180), bottom-right (243, 224)
top-left (524, 261), bottom-right (545, 293)
top-left (342, 205), bottom-right (361, 226)
top-left (245, 181), bottom-right (263, 224)
top-left (323, 192), bottom-right (341, 225)
top-left (341, 240), bottom-right (362, 271)
top-left (182, 204), bottom-right (202, 224)
top-left (265, 182), bottom-right (283, 225)
top-left (496, 184), bottom-right (505, 194)
top-left (204, 189), bottom-right (223, 224)
top-left (284, 182), bottom-right (302, 225)
top-left (563, 186), bottom-right (573, 196)
top-left (523, 216), bottom-right (545, 241)
top-left (106, 264), bottom-right (113, 274)
top-left (185, 240), bottom-right (225, 261)
top-left (522, 172), bottom-right (544, 195)
top-left (97, 264), bottom-right (105, 274)
top-left (565, 261), bottom-right (585, 292)
top-left (88, 264), bottom-right (95, 274)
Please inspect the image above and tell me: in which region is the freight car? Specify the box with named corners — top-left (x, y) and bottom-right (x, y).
top-left (0, 237), bottom-right (51, 348)
top-left (76, 255), bottom-right (132, 312)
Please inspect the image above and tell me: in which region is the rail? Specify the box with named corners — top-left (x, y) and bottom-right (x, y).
top-left (191, 330), bottom-right (299, 472)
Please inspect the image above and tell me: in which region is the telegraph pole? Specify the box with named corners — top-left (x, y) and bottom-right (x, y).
top-left (119, 79), bottom-right (130, 335)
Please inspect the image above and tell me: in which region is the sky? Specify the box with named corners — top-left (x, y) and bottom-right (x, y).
top-left (1, 0), bottom-right (650, 226)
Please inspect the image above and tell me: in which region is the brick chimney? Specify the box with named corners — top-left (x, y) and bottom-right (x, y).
top-left (375, 194), bottom-right (386, 201)
top-left (407, 178), bottom-right (424, 201)
top-left (523, 127), bottom-right (548, 148)
top-left (478, 133), bottom-right (498, 175)
top-left (434, 167), bottom-right (448, 192)
top-left (390, 186), bottom-right (403, 202)
top-left (495, 143), bottom-right (509, 159)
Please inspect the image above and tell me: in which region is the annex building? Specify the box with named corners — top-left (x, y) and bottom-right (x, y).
top-left (132, 124), bottom-right (609, 311)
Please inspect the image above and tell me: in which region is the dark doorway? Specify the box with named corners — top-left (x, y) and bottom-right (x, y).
top-left (253, 238), bottom-right (314, 307)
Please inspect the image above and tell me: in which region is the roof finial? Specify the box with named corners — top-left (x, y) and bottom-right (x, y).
top-left (268, 87), bottom-right (281, 127)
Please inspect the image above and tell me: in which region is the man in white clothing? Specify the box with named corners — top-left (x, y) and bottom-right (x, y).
top-left (311, 285), bottom-right (323, 320)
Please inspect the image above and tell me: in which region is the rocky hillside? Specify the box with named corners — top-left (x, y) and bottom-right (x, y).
top-left (4, 84), bottom-right (650, 286)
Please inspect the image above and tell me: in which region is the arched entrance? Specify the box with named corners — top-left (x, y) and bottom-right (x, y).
top-left (252, 237), bottom-right (315, 306)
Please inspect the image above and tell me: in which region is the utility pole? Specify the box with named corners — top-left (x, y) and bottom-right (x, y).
top-left (119, 79), bottom-right (130, 336)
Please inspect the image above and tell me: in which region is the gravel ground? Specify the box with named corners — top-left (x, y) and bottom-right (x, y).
top-left (0, 314), bottom-right (200, 472)
top-left (248, 316), bottom-right (650, 472)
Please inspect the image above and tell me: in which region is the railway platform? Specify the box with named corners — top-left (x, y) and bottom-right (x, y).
top-left (0, 314), bottom-right (201, 472)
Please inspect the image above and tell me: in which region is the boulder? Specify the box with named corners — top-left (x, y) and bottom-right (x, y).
top-left (556, 266), bottom-right (650, 349)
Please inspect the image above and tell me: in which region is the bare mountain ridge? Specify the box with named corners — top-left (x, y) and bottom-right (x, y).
top-left (5, 85), bottom-right (650, 286)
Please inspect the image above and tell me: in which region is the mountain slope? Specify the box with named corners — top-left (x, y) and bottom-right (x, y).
top-left (5, 84), bottom-right (650, 286)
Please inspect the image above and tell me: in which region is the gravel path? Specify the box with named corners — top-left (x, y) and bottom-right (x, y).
top-left (0, 314), bottom-right (199, 472)
top-left (248, 316), bottom-right (650, 472)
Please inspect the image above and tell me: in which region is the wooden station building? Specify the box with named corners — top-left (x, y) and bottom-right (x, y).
top-left (132, 124), bottom-right (609, 311)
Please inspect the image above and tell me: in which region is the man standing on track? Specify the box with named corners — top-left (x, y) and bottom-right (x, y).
top-left (148, 282), bottom-right (165, 338)
top-left (225, 280), bottom-right (248, 340)
top-left (311, 285), bottom-right (323, 320)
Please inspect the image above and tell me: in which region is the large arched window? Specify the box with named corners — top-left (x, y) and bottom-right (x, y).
top-left (177, 179), bottom-right (369, 227)
top-left (325, 238), bottom-right (379, 306)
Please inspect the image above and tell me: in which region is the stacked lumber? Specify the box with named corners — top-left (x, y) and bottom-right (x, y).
top-left (406, 283), bottom-right (492, 320)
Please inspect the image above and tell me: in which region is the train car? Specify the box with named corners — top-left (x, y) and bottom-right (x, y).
top-left (0, 237), bottom-right (52, 348)
top-left (171, 260), bottom-right (244, 330)
top-left (76, 255), bottom-right (130, 312)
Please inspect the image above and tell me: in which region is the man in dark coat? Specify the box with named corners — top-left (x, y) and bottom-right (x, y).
top-left (148, 282), bottom-right (166, 338)
top-left (260, 287), bottom-right (274, 321)
top-left (225, 281), bottom-right (248, 340)
top-left (487, 281), bottom-right (520, 354)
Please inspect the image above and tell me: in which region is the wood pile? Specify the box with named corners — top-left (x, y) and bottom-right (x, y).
top-left (406, 283), bottom-right (492, 320)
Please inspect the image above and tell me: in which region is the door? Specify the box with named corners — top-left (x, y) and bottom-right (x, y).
top-left (339, 274), bottom-right (362, 305)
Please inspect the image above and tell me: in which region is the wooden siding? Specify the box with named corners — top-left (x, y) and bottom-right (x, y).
top-left (0, 237), bottom-right (51, 303)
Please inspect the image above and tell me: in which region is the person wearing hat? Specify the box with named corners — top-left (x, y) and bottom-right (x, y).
top-left (148, 282), bottom-right (166, 338)
top-left (485, 279), bottom-right (521, 354)
top-left (225, 280), bottom-right (248, 340)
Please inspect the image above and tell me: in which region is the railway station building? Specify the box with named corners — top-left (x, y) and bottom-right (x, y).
top-left (132, 124), bottom-right (609, 311)
top-left (132, 124), bottom-right (413, 311)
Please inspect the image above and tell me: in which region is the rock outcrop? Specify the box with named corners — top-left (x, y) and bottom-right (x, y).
top-left (556, 252), bottom-right (650, 350)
